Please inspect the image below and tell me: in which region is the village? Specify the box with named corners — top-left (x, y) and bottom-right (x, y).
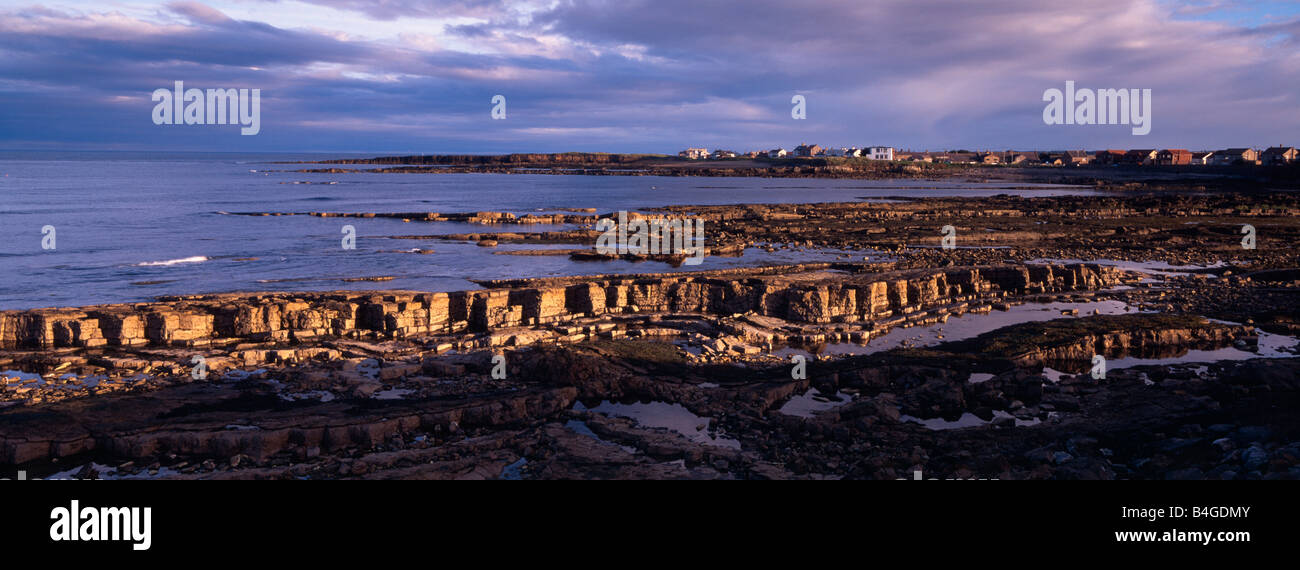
top-left (679, 144), bottom-right (1299, 166)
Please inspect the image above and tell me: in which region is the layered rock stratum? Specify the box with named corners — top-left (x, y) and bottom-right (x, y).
top-left (3, 190), bottom-right (1299, 480)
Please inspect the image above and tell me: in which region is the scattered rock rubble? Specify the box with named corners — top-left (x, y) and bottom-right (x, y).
top-left (4, 191), bottom-right (1299, 479)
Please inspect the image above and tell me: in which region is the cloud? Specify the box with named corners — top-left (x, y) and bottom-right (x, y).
top-left (258, 0), bottom-right (519, 21)
top-left (1238, 15), bottom-right (1300, 46)
top-left (166, 1), bottom-right (232, 24)
top-left (0, 0), bottom-right (1297, 152)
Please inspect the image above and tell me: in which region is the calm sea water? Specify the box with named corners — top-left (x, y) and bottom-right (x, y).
top-left (0, 152), bottom-right (1097, 310)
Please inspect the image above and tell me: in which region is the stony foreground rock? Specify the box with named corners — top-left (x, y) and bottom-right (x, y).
top-left (3, 189), bottom-right (1299, 480)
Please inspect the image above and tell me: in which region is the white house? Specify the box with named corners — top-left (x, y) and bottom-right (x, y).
top-left (768, 148), bottom-right (789, 158)
top-left (865, 146), bottom-right (894, 161)
top-left (679, 148), bottom-right (710, 160)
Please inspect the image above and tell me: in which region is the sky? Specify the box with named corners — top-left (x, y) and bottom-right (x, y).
top-left (0, 0), bottom-right (1297, 154)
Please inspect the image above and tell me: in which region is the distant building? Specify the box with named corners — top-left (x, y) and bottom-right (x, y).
top-left (1094, 149), bottom-right (1127, 165)
top-left (1213, 148), bottom-right (1259, 166)
top-left (793, 144), bottom-right (822, 157)
top-left (679, 148), bottom-right (709, 160)
top-left (821, 147), bottom-right (845, 157)
top-left (979, 152), bottom-right (1001, 165)
top-left (711, 149), bottom-right (738, 159)
top-left (1123, 149), bottom-right (1157, 165)
top-left (768, 148), bottom-right (789, 158)
top-left (1005, 151), bottom-right (1037, 165)
top-left (865, 146), bottom-right (894, 160)
top-left (1040, 151), bottom-right (1090, 166)
top-left (1064, 150), bottom-right (1092, 165)
top-left (1156, 149), bottom-right (1192, 166)
top-left (1192, 151), bottom-right (1215, 165)
top-left (1261, 146), bottom-right (1298, 166)
top-left (845, 147), bottom-right (863, 158)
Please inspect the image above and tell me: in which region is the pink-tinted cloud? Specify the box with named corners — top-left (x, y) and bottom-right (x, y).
top-left (0, 0), bottom-right (1296, 152)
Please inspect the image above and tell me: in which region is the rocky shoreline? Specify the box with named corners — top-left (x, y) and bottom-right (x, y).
top-left (281, 153), bottom-right (1300, 188)
top-left (3, 191), bottom-right (1299, 480)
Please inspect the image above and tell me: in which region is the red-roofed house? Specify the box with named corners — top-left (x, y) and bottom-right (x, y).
top-left (1094, 149), bottom-right (1127, 165)
top-left (1156, 149), bottom-right (1192, 166)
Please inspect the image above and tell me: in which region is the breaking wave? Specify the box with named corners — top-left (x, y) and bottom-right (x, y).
top-left (135, 256), bottom-right (210, 267)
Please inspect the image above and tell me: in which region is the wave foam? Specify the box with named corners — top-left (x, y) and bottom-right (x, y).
top-left (135, 256), bottom-right (209, 267)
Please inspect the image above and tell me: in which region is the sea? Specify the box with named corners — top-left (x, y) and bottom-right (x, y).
top-left (0, 151), bottom-right (1098, 310)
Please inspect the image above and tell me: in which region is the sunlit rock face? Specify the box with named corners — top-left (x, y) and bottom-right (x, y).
top-left (0, 263), bottom-right (1118, 349)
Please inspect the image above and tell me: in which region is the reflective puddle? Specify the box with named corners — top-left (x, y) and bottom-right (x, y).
top-left (1041, 324), bottom-right (1298, 380)
top-left (773, 300), bottom-right (1141, 359)
top-left (564, 419), bottom-right (640, 454)
top-left (777, 388), bottom-right (855, 418)
top-left (577, 400), bottom-right (741, 449)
